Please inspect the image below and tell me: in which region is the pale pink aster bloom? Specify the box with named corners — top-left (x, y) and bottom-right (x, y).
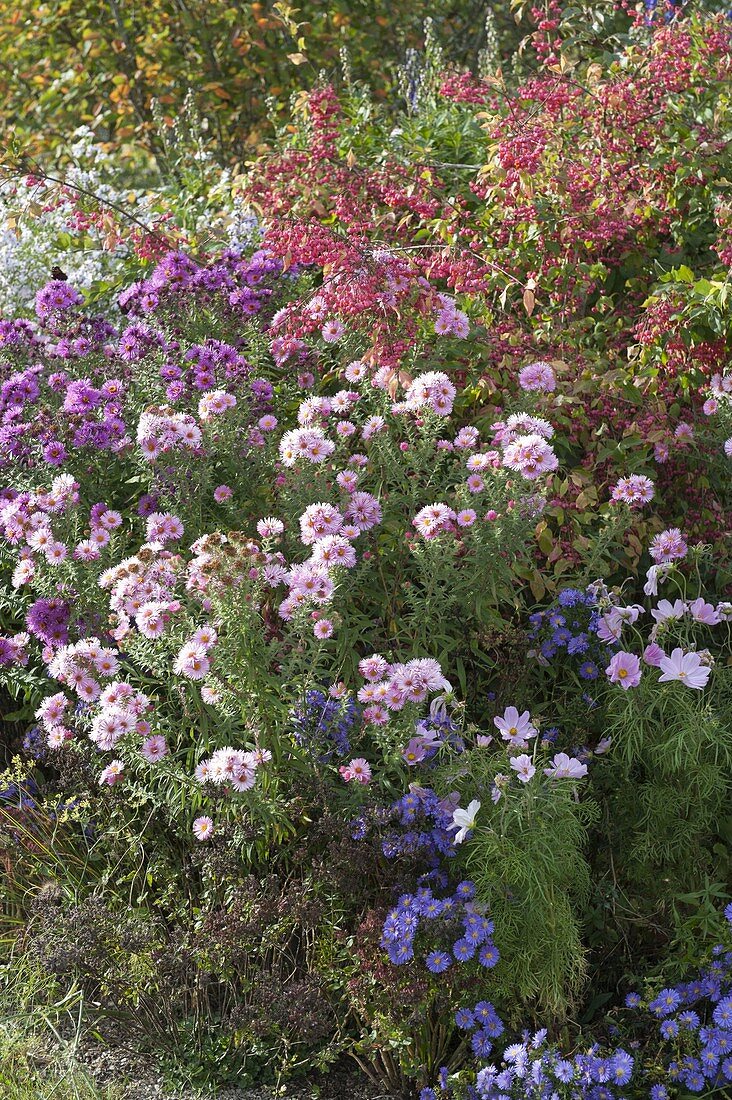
top-left (543, 752), bottom-right (588, 779)
top-left (518, 361), bottom-right (556, 393)
top-left (674, 422), bottom-right (694, 440)
top-left (314, 619), bottom-right (334, 639)
top-left (88, 528), bottom-right (111, 548)
top-left (454, 426), bottom-right (479, 449)
top-left (193, 816), bottom-right (214, 841)
top-left (141, 735), bottom-right (168, 762)
top-left (610, 475), bottom-right (655, 507)
top-left (456, 509), bottom-right (477, 528)
top-left (363, 704), bottom-right (389, 725)
top-left (362, 415), bottom-right (386, 441)
top-left (173, 643), bottom-right (210, 680)
top-left (434, 312), bottom-right (454, 335)
top-left (651, 598), bottom-right (687, 624)
top-left (336, 470), bottom-right (359, 492)
top-left (510, 754), bottom-right (536, 783)
top-left (200, 685), bottom-right (221, 704)
top-left (649, 528), bottom-right (687, 563)
top-left (502, 434), bottom-right (558, 480)
top-left (504, 413), bottom-right (554, 440)
top-left (45, 541), bottom-right (68, 565)
top-left (643, 642), bottom-right (666, 667)
top-left (359, 654), bottom-right (389, 681)
top-left (329, 681), bottom-right (347, 699)
top-left (344, 360), bottom-right (367, 382)
top-left (99, 760), bottom-right (124, 786)
top-left (214, 485), bottom-right (232, 503)
top-left (194, 762), bottom-right (211, 783)
top-left (47, 727), bottom-right (70, 749)
top-left (76, 677), bottom-right (101, 702)
top-left (687, 597), bottom-right (720, 625)
top-left (605, 651), bottom-right (642, 689)
top-left (466, 474), bottom-right (485, 493)
top-left (321, 319), bottom-right (345, 343)
top-left (257, 517), bottom-right (284, 538)
top-left (658, 648), bottom-right (711, 690)
top-left (230, 761), bottom-right (256, 791)
top-left (494, 706), bottom-right (537, 745)
top-left (654, 442), bottom-right (669, 463)
top-left (192, 625), bottom-right (218, 648)
top-left (258, 414), bottom-right (278, 431)
top-left (725, 438), bottom-right (732, 458)
top-left (703, 397), bottom-right (718, 416)
top-left (342, 758), bottom-right (372, 784)
top-left (36, 692), bottom-right (69, 728)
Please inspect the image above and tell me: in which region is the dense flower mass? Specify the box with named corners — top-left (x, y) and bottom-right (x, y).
top-left (1, 6), bottom-right (732, 1097)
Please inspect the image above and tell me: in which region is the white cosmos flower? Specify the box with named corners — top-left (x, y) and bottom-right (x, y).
top-left (450, 799), bottom-right (481, 845)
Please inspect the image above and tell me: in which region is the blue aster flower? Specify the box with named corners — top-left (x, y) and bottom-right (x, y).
top-left (426, 950), bottom-right (451, 974)
top-left (479, 942), bottom-right (500, 968)
top-left (455, 1008), bottom-right (475, 1030)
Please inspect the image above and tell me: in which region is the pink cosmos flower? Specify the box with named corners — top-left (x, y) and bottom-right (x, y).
top-left (510, 754), bottom-right (536, 783)
top-left (193, 816), bottom-right (214, 841)
top-left (658, 648), bottom-right (711, 690)
top-left (651, 598), bottom-right (686, 624)
top-left (687, 597), bottom-right (720, 625)
top-left (605, 651), bottom-right (642, 689)
top-left (403, 738), bottom-right (428, 765)
top-left (643, 642), bottom-right (665, 667)
top-left (494, 706), bottom-right (537, 746)
top-left (543, 752), bottom-right (588, 779)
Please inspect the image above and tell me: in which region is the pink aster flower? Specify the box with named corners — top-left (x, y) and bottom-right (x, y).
top-left (193, 815), bottom-right (214, 841)
top-left (510, 754), bottom-right (536, 782)
top-left (611, 475), bottom-right (655, 507)
top-left (605, 651), bottom-right (642, 689)
top-left (649, 528), bottom-right (687, 564)
top-left (518, 361), bottom-right (556, 392)
top-left (321, 319), bottom-right (345, 343)
top-left (340, 758), bottom-right (372, 784)
top-left (99, 759), bottom-right (124, 786)
top-left (658, 648), bottom-right (711, 690)
top-left (543, 752), bottom-right (588, 779)
top-left (141, 735), bottom-right (168, 762)
top-left (257, 516), bottom-right (284, 538)
top-left (456, 509), bottom-right (476, 528)
top-left (725, 438), bottom-right (732, 458)
top-left (214, 484), bottom-right (232, 503)
top-left (314, 619), bottom-right (334, 639)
